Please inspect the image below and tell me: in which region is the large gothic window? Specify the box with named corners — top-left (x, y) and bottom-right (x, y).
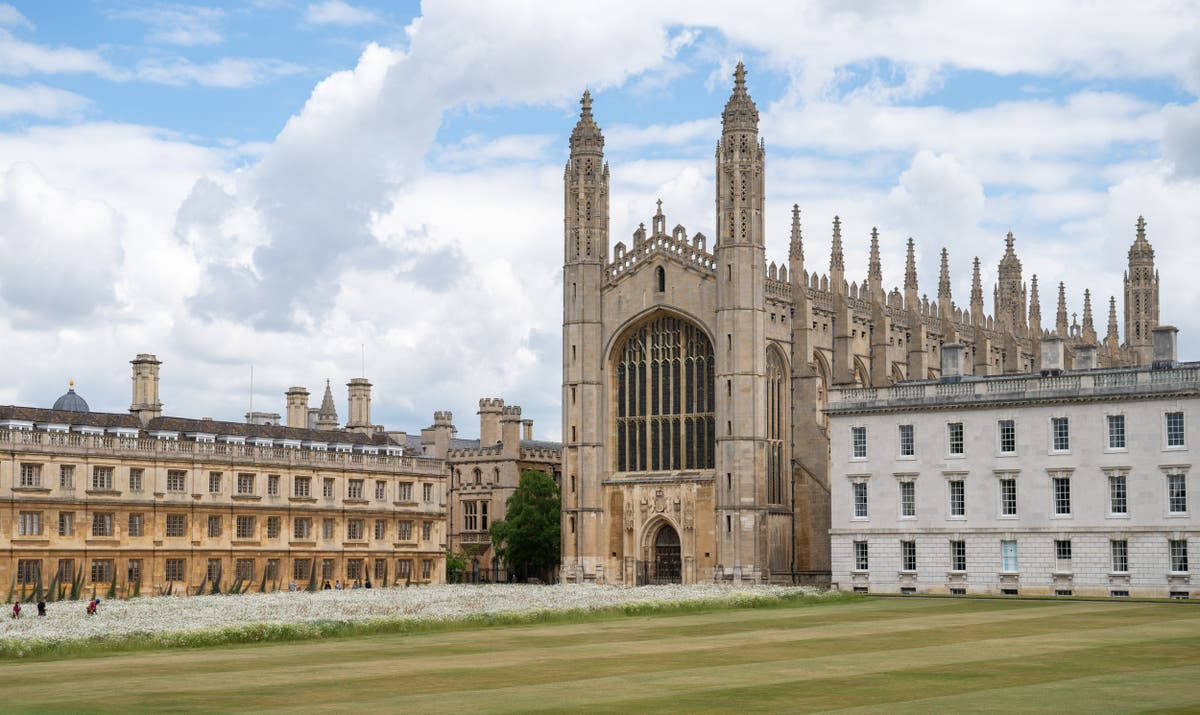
top-left (766, 349), bottom-right (788, 505)
top-left (615, 315), bottom-right (715, 472)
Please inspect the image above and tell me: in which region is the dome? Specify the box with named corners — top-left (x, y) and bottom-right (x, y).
top-left (52, 381), bottom-right (89, 413)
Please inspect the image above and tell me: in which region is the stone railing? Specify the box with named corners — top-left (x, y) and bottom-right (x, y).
top-left (0, 429), bottom-right (446, 476)
top-left (764, 278), bottom-right (791, 302)
top-left (828, 362), bottom-right (1200, 411)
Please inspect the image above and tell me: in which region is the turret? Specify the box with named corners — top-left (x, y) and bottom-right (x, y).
top-left (994, 232), bottom-right (1026, 335)
top-left (1124, 215), bottom-right (1159, 364)
top-left (562, 89), bottom-right (610, 582)
top-left (420, 410), bottom-right (455, 460)
top-left (714, 61), bottom-right (770, 582)
top-left (500, 405), bottom-right (522, 458)
top-left (478, 397), bottom-right (504, 445)
top-left (129, 354), bottom-right (163, 426)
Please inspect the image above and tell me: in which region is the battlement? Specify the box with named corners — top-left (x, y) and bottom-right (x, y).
top-left (501, 405), bottom-right (523, 420)
top-left (433, 410), bottom-right (453, 425)
top-left (478, 398), bottom-right (504, 411)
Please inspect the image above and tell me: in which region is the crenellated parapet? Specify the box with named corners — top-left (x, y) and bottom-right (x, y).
top-left (607, 204), bottom-right (714, 283)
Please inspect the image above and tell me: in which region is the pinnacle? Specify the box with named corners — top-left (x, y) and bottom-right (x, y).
top-left (580, 90), bottom-right (592, 119)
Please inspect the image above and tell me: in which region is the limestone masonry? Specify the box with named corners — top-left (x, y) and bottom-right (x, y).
top-left (560, 62), bottom-right (1168, 586)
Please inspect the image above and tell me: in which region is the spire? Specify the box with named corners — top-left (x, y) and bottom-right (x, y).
top-left (903, 237), bottom-right (918, 309)
top-left (1124, 214), bottom-right (1158, 361)
top-left (788, 204), bottom-right (803, 268)
top-left (830, 215), bottom-right (845, 289)
top-left (970, 256), bottom-right (983, 324)
top-left (1029, 274), bottom-right (1041, 331)
top-left (316, 378), bottom-right (338, 429)
top-left (1082, 289), bottom-right (1096, 342)
top-left (1106, 295), bottom-right (1120, 349)
top-left (721, 61), bottom-right (759, 134)
top-left (1056, 281), bottom-right (1069, 336)
top-left (867, 227), bottom-right (882, 301)
top-left (937, 247), bottom-right (952, 316)
top-left (568, 90), bottom-right (604, 157)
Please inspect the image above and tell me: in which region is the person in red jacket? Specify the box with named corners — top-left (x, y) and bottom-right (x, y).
top-left (10, 602), bottom-right (20, 619)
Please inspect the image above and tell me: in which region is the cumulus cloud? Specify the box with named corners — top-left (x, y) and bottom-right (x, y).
top-left (1, 0), bottom-right (1198, 438)
top-left (1163, 101), bottom-right (1200, 178)
top-left (0, 163), bottom-right (124, 323)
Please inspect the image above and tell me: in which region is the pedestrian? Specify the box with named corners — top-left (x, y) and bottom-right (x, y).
top-left (289, 581), bottom-right (297, 592)
top-left (365, 579), bottom-right (372, 589)
top-left (323, 580), bottom-right (331, 590)
top-left (36, 599), bottom-right (46, 616)
top-left (85, 598), bottom-right (97, 616)
top-left (335, 580), bottom-right (342, 590)
top-left (10, 602), bottom-right (19, 619)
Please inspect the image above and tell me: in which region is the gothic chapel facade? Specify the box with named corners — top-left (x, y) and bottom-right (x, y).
top-left (560, 64), bottom-right (1159, 584)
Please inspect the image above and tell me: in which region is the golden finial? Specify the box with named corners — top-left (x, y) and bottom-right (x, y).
top-left (69, 379), bottom-right (74, 390)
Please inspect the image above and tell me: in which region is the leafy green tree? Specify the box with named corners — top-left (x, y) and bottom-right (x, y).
top-left (489, 469), bottom-right (561, 581)
top-left (444, 549), bottom-right (470, 583)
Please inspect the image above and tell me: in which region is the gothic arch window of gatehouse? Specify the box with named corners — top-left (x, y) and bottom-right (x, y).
top-left (766, 347), bottom-right (789, 505)
top-left (614, 314), bottom-right (715, 473)
top-left (492, 467), bottom-right (499, 484)
top-left (473, 468), bottom-right (481, 485)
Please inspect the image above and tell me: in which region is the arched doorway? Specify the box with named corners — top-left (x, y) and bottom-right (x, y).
top-left (652, 524), bottom-right (681, 584)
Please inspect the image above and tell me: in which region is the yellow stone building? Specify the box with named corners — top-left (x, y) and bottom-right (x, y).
top-left (1, 354), bottom-right (448, 595)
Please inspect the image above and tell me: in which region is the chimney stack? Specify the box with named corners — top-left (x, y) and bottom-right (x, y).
top-left (346, 378), bottom-right (373, 433)
top-left (1040, 336), bottom-right (1066, 374)
top-left (420, 410), bottom-right (455, 460)
top-left (522, 419), bottom-right (533, 441)
top-left (285, 386), bottom-right (309, 429)
top-left (940, 343), bottom-right (966, 379)
top-left (245, 411), bottom-right (281, 426)
top-left (1152, 325), bottom-right (1178, 369)
top-left (129, 354), bottom-right (163, 426)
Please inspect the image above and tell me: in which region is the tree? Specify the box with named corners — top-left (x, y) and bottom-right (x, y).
top-left (489, 469), bottom-right (561, 582)
top-left (444, 549), bottom-right (470, 583)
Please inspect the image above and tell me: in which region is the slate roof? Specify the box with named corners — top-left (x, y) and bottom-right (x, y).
top-left (146, 416), bottom-right (400, 446)
top-left (0, 405), bottom-right (140, 429)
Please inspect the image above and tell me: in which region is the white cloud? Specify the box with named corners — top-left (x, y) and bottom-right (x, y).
top-left (0, 28), bottom-right (119, 78)
top-left (0, 82), bottom-right (89, 118)
top-left (304, 1), bottom-right (378, 26)
top-left (134, 56), bottom-right (305, 88)
top-left (117, 6), bottom-right (226, 47)
top-left (0, 3), bottom-right (31, 28)
top-left (1163, 101), bottom-right (1200, 178)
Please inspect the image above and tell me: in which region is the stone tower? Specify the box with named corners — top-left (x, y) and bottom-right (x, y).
top-left (129, 353), bottom-right (163, 426)
top-left (994, 232), bottom-right (1026, 335)
top-left (345, 378), bottom-right (372, 434)
top-left (561, 90), bottom-right (608, 582)
top-left (714, 62), bottom-right (770, 581)
top-left (1124, 215), bottom-right (1159, 364)
top-left (285, 386), bottom-right (309, 429)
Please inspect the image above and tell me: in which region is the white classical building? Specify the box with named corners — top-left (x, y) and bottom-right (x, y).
top-left (828, 328), bottom-right (1196, 598)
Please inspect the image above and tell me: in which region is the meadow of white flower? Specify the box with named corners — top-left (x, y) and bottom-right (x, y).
top-left (1, 584), bottom-right (827, 647)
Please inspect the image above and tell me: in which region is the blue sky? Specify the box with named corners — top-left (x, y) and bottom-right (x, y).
top-left (0, 1), bottom-right (1197, 439)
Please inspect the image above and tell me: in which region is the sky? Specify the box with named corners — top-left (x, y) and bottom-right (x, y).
top-left (0, 1), bottom-right (1198, 440)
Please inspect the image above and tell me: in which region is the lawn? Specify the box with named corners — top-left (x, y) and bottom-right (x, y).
top-left (1, 596), bottom-right (1198, 712)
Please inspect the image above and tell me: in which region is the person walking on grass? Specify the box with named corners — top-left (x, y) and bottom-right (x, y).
top-left (10, 602), bottom-right (19, 619)
top-left (85, 598), bottom-right (97, 616)
top-left (37, 599), bottom-right (45, 616)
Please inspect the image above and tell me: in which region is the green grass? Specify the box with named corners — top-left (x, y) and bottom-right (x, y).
top-left (2, 596), bottom-right (1199, 712)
